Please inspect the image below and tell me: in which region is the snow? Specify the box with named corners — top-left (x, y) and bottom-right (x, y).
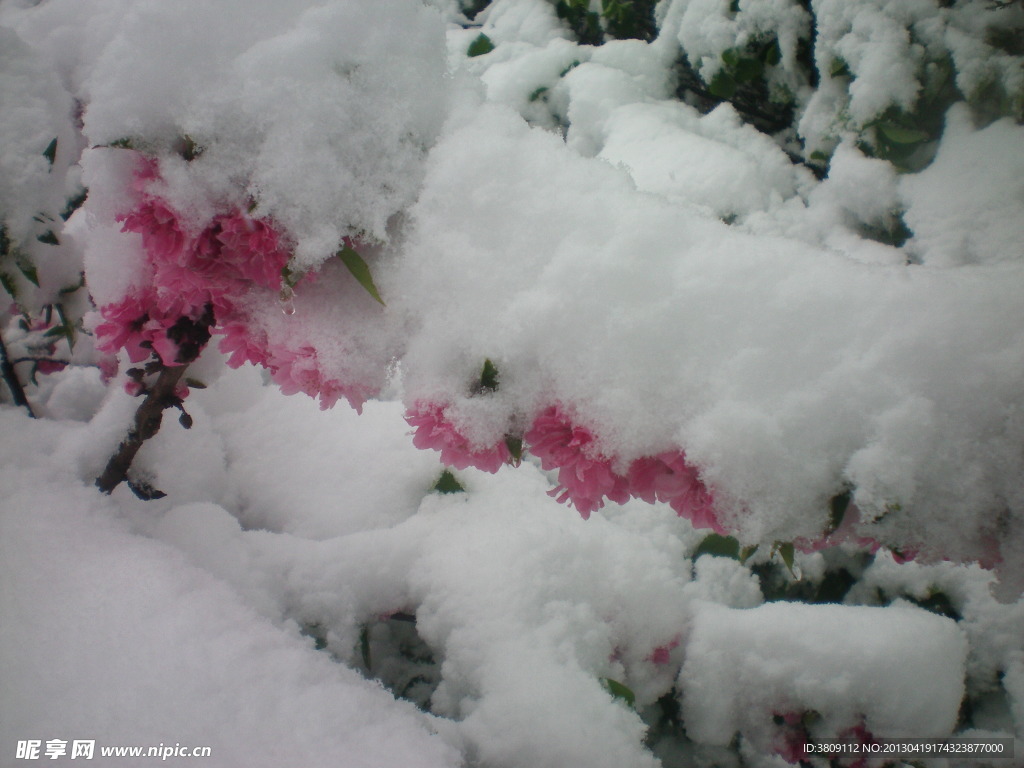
top-left (395, 94), bottom-right (1024, 562)
top-left (682, 601), bottom-right (967, 745)
top-left (5, 0), bottom-right (449, 268)
top-left (901, 105), bottom-right (1024, 268)
top-left (0, 406), bottom-right (460, 768)
top-left (597, 100), bottom-right (812, 218)
top-left (3, 0), bottom-right (1024, 765)
top-left (3, 364), bottom-right (1022, 765)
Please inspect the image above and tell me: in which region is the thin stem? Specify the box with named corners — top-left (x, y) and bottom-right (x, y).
top-left (0, 329), bottom-right (35, 418)
top-left (95, 363), bottom-right (187, 494)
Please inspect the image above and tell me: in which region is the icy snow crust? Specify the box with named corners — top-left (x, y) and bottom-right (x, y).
top-left (2, 0), bottom-right (1024, 764)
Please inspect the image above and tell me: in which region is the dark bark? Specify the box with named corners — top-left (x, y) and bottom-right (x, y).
top-left (0, 330), bottom-right (35, 418)
top-left (95, 363), bottom-right (187, 494)
top-left (95, 304), bottom-right (213, 496)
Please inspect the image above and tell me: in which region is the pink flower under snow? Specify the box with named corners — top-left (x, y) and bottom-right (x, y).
top-left (218, 321), bottom-right (270, 369)
top-left (627, 451), bottom-right (723, 533)
top-left (405, 401), bottom-right (510, 473)
top-left (647, 636), bottom-right (680, 665)
top-left (95, 292), bottom-right (158, 363)
top-left (524, 405), bottom-right (629, 518)
top-left (794, 502), bottom-right (917, 562)
top-left (119, 197), bottom-right (190, 267)
top-left (34, 359), bottom-right (66, 375)
top-left (96, 290), bottom-right (210, 367)
top-left (770, 711), bottom-right (810, 764)
top-left (215, 213), bottom-right (291, 290)
top-left (265, 344), bottom-right (369, 412)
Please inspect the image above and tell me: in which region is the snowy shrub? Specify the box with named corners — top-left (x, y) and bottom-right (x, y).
top-left (2, 0), bottom-right (1024, 766)
top-left (0, 27), bottom-right (89, 416)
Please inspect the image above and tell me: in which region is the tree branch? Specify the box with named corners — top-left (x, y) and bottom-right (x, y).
top-left (95, 363), bottom-right (187, 494)
top-left (0, 329), bottom-right (35, 418)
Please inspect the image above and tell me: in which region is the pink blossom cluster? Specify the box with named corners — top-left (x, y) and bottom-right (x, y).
top-left (523, 405), bottom-right (630, 518)
top-left (405, 401), bottom-right (511, 473)
top-left (406, 400), bottom-right (722, 527)
top-left (219, 321), bottom-right (372, 412)
top-left (96, 156), bottom-right (290, 371)
top-left (794, 504), bottom-right (918, 564)
top-left (525, 405), bottom-right (723, 526)
top-left (95, 154), bottom-right (368, 410)
top-left (625, 450), bottom-right (721, 532)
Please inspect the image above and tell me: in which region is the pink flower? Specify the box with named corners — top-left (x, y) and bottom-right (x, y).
top-left (268, 346), bottom-right (320, 397)
top-left (148, 330), bottom-right (182, 367)
top-left (95, 292), bottom-right (157, 363)
top-left (218, 321), bottom-right (269, 368)
top-left (524, 405), bottom-right (629, 518)
top-left (119, 198), bottom-right (189, 266)
top-left (98, 355), bottom-right (119, 383)
top-left (215, 213), bottom-right (291, 290)
top-left (794, 503), bottom-right (919, 562)
top-left (405, 401), bottom-right (510, 473)
top-left (106, 157), bottom-right (374, 413)
top-left (627, 451), bottom-right (723, 533)
top-left (647, 637), bottom-right (680, 665)
top-left (35, 359), bottom-right (66, 375)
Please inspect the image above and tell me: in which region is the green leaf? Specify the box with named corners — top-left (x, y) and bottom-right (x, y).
top-left (733, 56), bottom-right (762, 83)
top-left (16, 259), bottom-right (39, 287)
top-left (559, 60), bottom-right (581, 78)
top-left (43, 137), bottom-right (58, 166)
top-left (479, 358), bottom-right (499, 392)
top-left (280, 264), bottom-right (300, 288)
top-left (694, 533), bottom-right (740, 560)
top-left (184, 377), bottom-right (207, 390)
top-left (337, 245), bottom-right (385, 305)
top-left (528, 86), bottom-right (549, 102)
top-left (58, 273), bottom-right (85, 295)
top-left (721, 47), bottom-right (741, 68)
top-left (774, 541), bottom-right (796, 576)
top-left (877, 123), bottom-right (930, 145)
top-left (58, 304), bottom-right (74, 346)
top-left (467, 33), bottom-right (494, 57)
top-left (432, 469), bottom-right (465, 494)
top-left (360, 624), bottom-right (372, 669)
top-left (600, 678), bottom-right (636, 709)
top-left (174, 134), bottom-right (201, 162)
top-left (36, 230), bottom-right (59, 247)
top-left (739, 544), bottom-right (759, 564)
top-left (829, 57), bottom-right (851, 78)
top-left (61, 188), bottom-right (88, 221)
top-left (708, 70), bottom-right (737, 99)
top-left (763, 40), bottom-right (782, 67)
top-left (827, 489), bottom-right (852, 533)
top-left (105, 137), bottom-right (135, 150)
top-left (48, 304), bottom-right (75, 349)
top-left (0, 271), bottom-right (18, 301)
top-left (505, 435), bottom-right (523, 466)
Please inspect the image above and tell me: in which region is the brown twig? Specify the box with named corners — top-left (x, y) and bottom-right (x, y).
top-left (95, 304), bottom-right (213, 496)
top-left (95, 363), bottom-right (188, 494)
top-left (0, 329), bottom-right (35, 418)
